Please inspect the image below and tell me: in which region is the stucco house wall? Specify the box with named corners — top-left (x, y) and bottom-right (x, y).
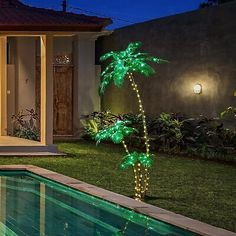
top-left (96, 2), bottom-right (236, 118)
top-left (16, 38), bottom-right (36, 112)
top-left (6, 36), bottom-right (99, 136)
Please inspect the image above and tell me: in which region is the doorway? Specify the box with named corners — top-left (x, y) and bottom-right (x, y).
top-left (53, 62), bottom-right (73, 135)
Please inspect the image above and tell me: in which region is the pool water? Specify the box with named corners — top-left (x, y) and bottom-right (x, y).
top-left (0, 171), bottom-right (197, 236)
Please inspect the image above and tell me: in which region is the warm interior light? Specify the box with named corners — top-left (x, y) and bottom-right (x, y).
top-left (193, 84), bottom-right (202, 94)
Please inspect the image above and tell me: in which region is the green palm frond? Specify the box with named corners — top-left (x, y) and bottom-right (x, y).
top-left (99, 42), bottom-right (168, 95)
top-left (95, 120), bottom-right (137, 144)
top-left (100, 51), bottom-right (116, 61)
top-left (120, 152), bottom-right (153, 170)
top-left (126, 42), bottom-right (142, 54)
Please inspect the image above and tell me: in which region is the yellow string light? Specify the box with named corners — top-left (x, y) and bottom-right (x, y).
top-left (99, 45), bottom-right (167, 201)
top-left (128, 73), bottom-right (151, 200)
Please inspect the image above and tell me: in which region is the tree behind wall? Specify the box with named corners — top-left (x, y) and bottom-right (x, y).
top-left (199, 0), bottom-right (235, 8)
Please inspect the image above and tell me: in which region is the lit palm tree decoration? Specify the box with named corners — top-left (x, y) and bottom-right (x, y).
top-left (96, 42), bottom-right (167, 200)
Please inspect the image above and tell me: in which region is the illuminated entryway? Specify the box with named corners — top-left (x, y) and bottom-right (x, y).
top-left (0, 35), bottom-right (55, 152)
top-left (0, 0), bottom-right (111, 154)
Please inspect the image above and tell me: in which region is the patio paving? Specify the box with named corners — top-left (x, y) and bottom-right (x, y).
top-left (0, 136), bottom-right (61, 156)
top-left (0, 136), bottom-right (42, 146)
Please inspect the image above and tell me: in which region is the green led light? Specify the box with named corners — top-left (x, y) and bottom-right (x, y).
top-left (99, 42), bottom-right (168, 95)
top-left (97, 42), bottom-right (167, 200)
top-left (121, 152), bottom-right (153, 170)
top-left (95, 120), bottom-right (137, 144)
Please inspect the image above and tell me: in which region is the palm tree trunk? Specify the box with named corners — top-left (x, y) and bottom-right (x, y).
top-left (128, 73), bottom-right (150, 200)
top-left (122, 140), bottom-right (141, 199)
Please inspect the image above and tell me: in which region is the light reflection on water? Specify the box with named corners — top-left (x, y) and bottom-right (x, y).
top-left (0, 172), bottom-right (196, 236)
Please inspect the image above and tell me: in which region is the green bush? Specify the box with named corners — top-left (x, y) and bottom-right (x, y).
top-left (81, 111), bottom-right (236, 161)
top-left (11, 109), bottom-right (40, 141)
top-left (80, 111), bottom-right (120, 139)
top-left (221, 106), bottom-right (236, 120)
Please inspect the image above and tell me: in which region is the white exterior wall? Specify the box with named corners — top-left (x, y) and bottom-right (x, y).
top-left (7, 35), bottom-right (103, 137)
top-left (7, 65), bottom-right (15, 133)
top-left (76, 39), bottom-right (100, 117)
top-left (16, 37), bottom-right (36, 111)
top-left (54, 37), bottom-right (73, 55)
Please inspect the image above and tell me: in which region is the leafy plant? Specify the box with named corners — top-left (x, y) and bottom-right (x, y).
top-left (220, 106), bottom-right (236, 119)
top-left (183, 117), bottom-right (223, 146)
top-left (11, 109), bottom-right (39, 141)
top-left (199, 0), bottom-right (234, 8)
top-left (153, 113), bottom-right (183, 153)
top-left (80, 111), bottom-right (121, 138)
top-left (186, 145), bottom-right (229, 161)
top-left (82, 111), bottom-right (236, 161)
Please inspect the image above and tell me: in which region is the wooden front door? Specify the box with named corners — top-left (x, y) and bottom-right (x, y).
top-left (53, 65), bottom-right (73, 135)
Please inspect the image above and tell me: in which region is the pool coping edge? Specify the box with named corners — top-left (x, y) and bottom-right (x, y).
top-left (0, 165), bottom-right (235, 236)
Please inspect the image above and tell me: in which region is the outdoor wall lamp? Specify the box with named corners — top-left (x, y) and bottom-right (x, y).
top-left (193, 83), bottom-right (202, 94)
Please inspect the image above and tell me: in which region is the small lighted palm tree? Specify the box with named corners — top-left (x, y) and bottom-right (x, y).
top-left (97, 42), bottom-right (167, 200)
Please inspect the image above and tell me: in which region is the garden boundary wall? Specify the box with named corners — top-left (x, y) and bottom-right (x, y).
top-left (96, 2), bottom-right (236, 120)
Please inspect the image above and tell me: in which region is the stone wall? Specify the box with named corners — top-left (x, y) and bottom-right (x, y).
top-left (96, 2), bottom-right (236, 118)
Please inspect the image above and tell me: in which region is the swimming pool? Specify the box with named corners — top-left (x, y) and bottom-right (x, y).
top-left (0, 170), bottom-right (197, 236)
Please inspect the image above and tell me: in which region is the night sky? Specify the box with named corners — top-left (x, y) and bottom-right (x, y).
top-left (21, 0), bottom-right (204, 29)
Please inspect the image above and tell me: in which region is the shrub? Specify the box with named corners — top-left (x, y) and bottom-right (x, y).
top-left (149, 113), bottom-right (183, 153)
top-left (81, 111), bottom-right (236, 161)
top-left (221, 106), bottom-right (236, 120)
top-left (11, 109), bottom-right (40, 141)
top-left (80, 111), bottom-right (120, 138)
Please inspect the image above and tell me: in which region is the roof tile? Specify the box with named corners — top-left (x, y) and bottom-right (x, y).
top-left (0, 0), bottom-right (112, 31)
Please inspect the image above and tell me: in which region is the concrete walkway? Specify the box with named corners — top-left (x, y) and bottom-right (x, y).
top-left (0, 136), bottom-right (42, 146)
top-left (0, 136), bottom-right (61, 156)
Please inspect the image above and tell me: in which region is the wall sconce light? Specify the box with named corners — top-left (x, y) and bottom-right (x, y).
top-left (193, 84), bottom-right (202, 94)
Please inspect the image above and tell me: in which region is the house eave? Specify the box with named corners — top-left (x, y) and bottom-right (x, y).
top-left (0, 30), bottom-right (113, 38)
top-left (76, 30), bottom-right (113, 40)
top-left (0, 24), bottom-right (106, 32)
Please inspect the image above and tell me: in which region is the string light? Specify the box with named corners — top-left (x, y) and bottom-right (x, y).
top-left (122, 141), bottom-right (129, 154)
top-left (129, 73), bottom-right (152, 198)
top-left (129, 74), bottom-right (150, 154)
top-left (95, 120), bottom-right (137, 144)
top-left (97, 42), bottom-right (168, 201)
top-left (99, 42), bottom-right (168, 95)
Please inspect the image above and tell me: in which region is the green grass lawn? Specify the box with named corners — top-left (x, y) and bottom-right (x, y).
top-left (0, 140), bottom-right (235, 232)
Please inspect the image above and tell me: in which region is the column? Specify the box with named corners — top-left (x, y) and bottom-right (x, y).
top-left (40, 35), bottom-right (54, 145)
top-left (0, 36), bottom-right (7, 136)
